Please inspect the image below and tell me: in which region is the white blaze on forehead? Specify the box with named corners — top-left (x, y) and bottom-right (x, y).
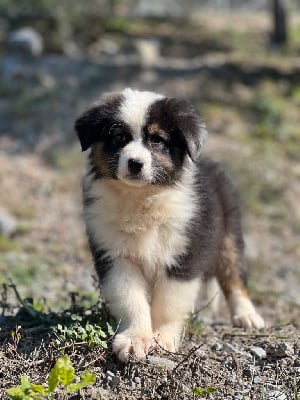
top-left (120, 88), bottom-right (164, 139)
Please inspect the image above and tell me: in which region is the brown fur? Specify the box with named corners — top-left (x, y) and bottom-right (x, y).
top-left (147, 123), bottom-right (169, 141)
top-left (91, 143), bottom-right (113, 178)
top-left (216, 234), bottom-right (249, 300)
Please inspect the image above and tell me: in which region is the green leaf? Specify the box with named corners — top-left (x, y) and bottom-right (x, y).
top-left (6, 387), bottom-right (24, 400)
top-left (57, 324), bottom-right (63, 331)
top-left (20, 376), bottom-right (31, 392)
top-left (30, 383), bottom-right (48, 396)
top-left (71, 314), bottom-right (82, 321)
top-left (66, 371), bottom-right (96, 393)
top-left (48, 355), bottom-right (75, 391)
top-left (53, 355), bottom-right (75, 386)
top-left (99, 340), bottom-right (107, 349)
top-left (47, 366), bottom-right (59, 393)
top-left (194, 386), bottom-right (217, 395)
top-left (6, 376), bottom-right (44, 400)
top-left (106, 322), bottom-right (115, 336)
top-left (99, 329), bottom-right (107, 338)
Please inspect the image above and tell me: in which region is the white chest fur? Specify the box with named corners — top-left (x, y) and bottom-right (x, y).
top-left (83, 171), bottom-right (197, 279)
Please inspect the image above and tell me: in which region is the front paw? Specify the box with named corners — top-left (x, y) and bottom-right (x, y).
top-left (232, 312), bottom-right (265, 329)
top-left (153, 326), bottom-right (181, 353)
top-left (112, 329), bottom-right (153, 362)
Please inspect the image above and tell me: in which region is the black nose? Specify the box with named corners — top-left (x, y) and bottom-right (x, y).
top-left (128, 158), bottom-right (143, 174)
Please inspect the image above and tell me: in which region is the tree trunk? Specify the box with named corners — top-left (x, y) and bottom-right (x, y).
top-left (272, 0), bottom-right (288, 46)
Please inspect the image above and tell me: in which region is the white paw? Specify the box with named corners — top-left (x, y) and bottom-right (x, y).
top-left (112, 329), bottom-right (153, 362)
top-left (232, 312), bottom-right (265, 329)
top-left (154, 327), bottom-right (181, 353)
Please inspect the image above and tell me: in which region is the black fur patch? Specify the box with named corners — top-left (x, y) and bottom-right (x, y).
top-left (88, 239), bottom-right (113, 281)
top-left (167, 158), bottom-right (244, 283)
top-left (75, 93), bottom-right (124, 151)
top-left (146, 98), bottom-right (207, 162)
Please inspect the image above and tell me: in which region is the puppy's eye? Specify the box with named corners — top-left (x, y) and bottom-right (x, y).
top-left (149, 134), bottom-right (169, 152)
top-left (109, 124), bottom-right (128, 146)
top-left (151, 134), bottom-right (165, 145)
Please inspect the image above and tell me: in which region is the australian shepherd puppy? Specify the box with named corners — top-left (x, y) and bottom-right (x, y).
top-left (75, 88), bottom-right (264, 362)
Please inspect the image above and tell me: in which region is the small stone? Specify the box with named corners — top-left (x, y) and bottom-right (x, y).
top-left (222, 343), bottom-right (238, 353)
top-left (110, 376), bottom-right (120, 387)
top-left (253, 376), bottom-right (261, 384)
top-left (130, 380), bottom-right (136, 389)
top-left (0, 209), bottom-right (17, 237)
top-left (134, 376), bottom-right (141, 384)
top-left (265, 390), bottom-right (287, 400)
top-left (224, 356), bottom-right (236, 371)
top-left (146, 356), bottom-right (176, 370)
top-left (211, 343), bottom-right (223, 351)
top-left (234, 394), bottom-right (244, 400)
top-left (106, 370), bottom-right (115, 378)
top-left (250, 346), bottom-right (266, 359)
top-left (266, 342), bottom-right (294, 357)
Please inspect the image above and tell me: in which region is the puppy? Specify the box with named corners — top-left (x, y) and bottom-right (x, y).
top-left (75, 88), bottom-right (264, 362)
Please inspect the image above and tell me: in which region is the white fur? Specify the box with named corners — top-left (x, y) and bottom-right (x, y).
top-left (227, 287), bottom-right (265, 329)
top-left (152, 277), bottom-right (200, 351)
top-left (120, 88), bottom-right (164, 139)
top-left (84, 162), bottom-right (197, 282)
top-left (101, 258), bottom-right (153, 362)
top-left (83, 160), bottom-right (200, 361)
top-left (117, 141), bottom-right (153, 186)
top-left (100, 250), bottom-right (200, 360)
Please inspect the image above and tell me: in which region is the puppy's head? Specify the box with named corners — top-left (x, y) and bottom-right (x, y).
top-left (75, 88), bottom-right (207, 187)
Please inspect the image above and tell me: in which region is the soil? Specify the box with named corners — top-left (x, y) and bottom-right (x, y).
top-left (0, 13), bottom-right (300, 400)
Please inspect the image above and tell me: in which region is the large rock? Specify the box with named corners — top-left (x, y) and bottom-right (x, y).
top-left (7, 27), bottom-right (44, 57)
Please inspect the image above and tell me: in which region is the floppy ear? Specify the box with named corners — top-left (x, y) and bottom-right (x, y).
top-left (75, 107), bottom-right (103, 151)
top-left (165, 98), bottom-right (207, 161)
top-left (75, 92), bottom-right (124, 151)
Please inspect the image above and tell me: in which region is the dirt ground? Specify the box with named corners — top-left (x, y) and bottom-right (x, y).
top-left (0, 13), bottom-right (300, 399)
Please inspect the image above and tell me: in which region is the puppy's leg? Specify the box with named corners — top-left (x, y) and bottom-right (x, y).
top-left (151, 277), bottom-right (200, 352)
top-left (195, 277), bottom-right (220, 317)
top-left (101, 258), bottom-right (153, 362)
top-left (216, 234), bottom-right (264, 329)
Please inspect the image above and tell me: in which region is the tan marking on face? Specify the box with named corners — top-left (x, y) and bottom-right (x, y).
top-left (147, 123), bottom-right (169, 141)
top-left (216, 234), bottom-right (249, 300)
top-left (154, 151), bottom-right (174, 173)
top-left (91, 143), bottom-right (113, 178)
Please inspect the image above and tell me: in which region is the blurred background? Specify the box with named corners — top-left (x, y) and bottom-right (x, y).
top-left (0, 0), bottom-right (299, 325)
